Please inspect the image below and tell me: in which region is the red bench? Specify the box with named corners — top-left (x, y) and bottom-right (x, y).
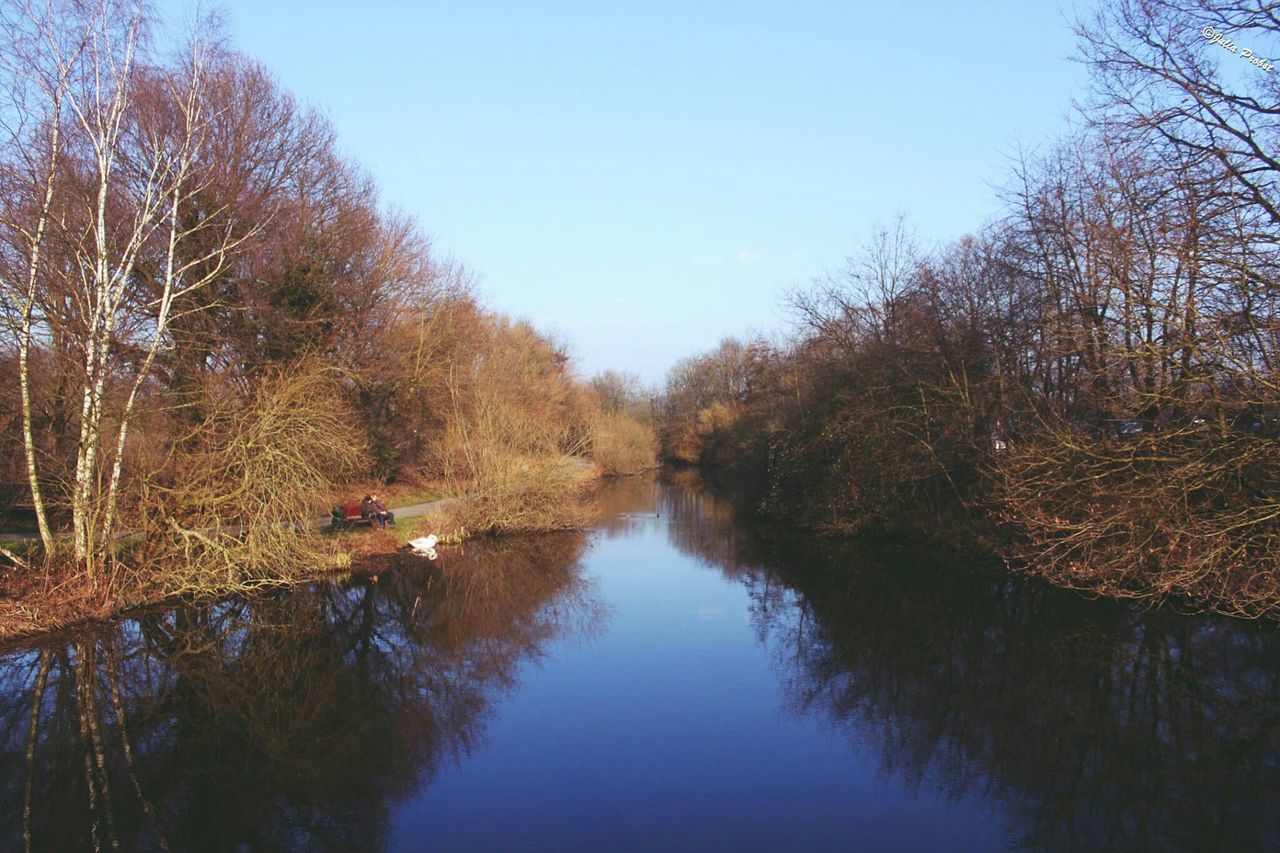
top-left (329, 501), bottom-right (375, 530)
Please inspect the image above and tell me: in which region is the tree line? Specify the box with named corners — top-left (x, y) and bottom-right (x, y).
top-left (0, 1), bottom-right (654, 606)
top-left (658, 0), bottom-right (1280, 619)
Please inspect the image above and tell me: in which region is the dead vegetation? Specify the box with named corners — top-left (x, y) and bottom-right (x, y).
top-left (426, 314), bottom-right (603, 534)
top-left (996, 425), bottom-right (1280, 619)
top-left (589, 410), bottom-right (658, 477)
top-left (132, 363), bottom-right (366, 595)
top-left (439, 456), bottom-right (599, 536)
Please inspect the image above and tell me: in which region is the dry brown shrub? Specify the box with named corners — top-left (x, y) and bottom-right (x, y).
top-left (439, 454), bottom-right (597, 536)
top-left (995, 424), bottom-right (1280, 619)
top-left (134, 362), bottom-right (368, 595)
top-left (589, 410), bottom-right (656, 476)
top-left (433, 315), bottom-right (578, 465)
top-left (420, 311), bottom-right (603, 534)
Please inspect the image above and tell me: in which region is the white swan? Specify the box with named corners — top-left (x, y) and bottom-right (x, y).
top-left (408, 534), bottom-right (439, 560)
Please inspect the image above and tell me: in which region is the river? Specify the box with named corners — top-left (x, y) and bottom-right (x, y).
top-left (2, 471), bottom-right (1278, 851)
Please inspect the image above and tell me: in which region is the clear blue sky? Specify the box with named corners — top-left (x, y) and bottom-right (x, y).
top-left (171, 1), bottom-right (1090, 383)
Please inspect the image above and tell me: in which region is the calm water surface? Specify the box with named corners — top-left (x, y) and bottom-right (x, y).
top-left (3, 473), bottom-right (1279, 851)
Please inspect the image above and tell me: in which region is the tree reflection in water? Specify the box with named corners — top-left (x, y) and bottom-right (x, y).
top-left (658, 469), bottom-right (1280, 851)
top-left (593, 474), bottom-right (665, 540)
top-left (0, 533), bottom-right (603, 851)
top-left (3, 474), bottom-right (1278, 851)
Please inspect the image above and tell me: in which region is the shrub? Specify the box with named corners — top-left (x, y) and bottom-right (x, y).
top-left (590, 411), bottom-right (656, 476)
top-left (137, 362), bottom-right (367, 593)
top-left (995, 426), bottom-right (1280, 619)
top-left (441, 454), bottom-right (597, 535)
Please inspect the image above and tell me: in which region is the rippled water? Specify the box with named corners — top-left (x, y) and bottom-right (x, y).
top-left (3, 472), bottom-right (1279, 851)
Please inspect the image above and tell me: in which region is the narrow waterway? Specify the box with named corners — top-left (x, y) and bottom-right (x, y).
top-left (2, 472), bottom-right (1279, 851)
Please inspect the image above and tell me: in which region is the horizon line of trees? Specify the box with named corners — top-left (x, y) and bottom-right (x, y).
top-left (657, 0), bottom-right (1280, 620)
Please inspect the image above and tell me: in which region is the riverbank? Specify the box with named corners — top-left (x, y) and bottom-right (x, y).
top-left (677, 461), bottom-right (1280, 626)
top-left (0, 457), bottom-right (608, 645)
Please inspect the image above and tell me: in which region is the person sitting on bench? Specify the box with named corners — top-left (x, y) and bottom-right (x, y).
top-left (362, 493), bottom-right (395, 528)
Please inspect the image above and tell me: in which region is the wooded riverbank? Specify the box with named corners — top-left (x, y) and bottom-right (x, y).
top-left (0, 5), bottom-right (657, 643)
top-left (0, 458), bottom-right (621, 645)
top-left (655, 2), bottom-right (1280, 621)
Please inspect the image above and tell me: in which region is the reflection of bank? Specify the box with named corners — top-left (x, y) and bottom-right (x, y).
top-left (661, 471), bottom-right (1280, 852)
top-left (595, 471), bottom-right (665, 539)
top-left (0, 532), bottom-right (602, 852)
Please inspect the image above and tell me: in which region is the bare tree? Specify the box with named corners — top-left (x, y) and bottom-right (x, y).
top-left (0, 1), bottom-right (249, 573)
top-left (1076, 0), bottom-right (1280, 227)
top-left (589, 369), bottom-right (643, 413)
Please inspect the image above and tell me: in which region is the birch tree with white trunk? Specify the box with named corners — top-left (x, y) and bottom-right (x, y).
top-left (0, 0), bottom-right (247, 575)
